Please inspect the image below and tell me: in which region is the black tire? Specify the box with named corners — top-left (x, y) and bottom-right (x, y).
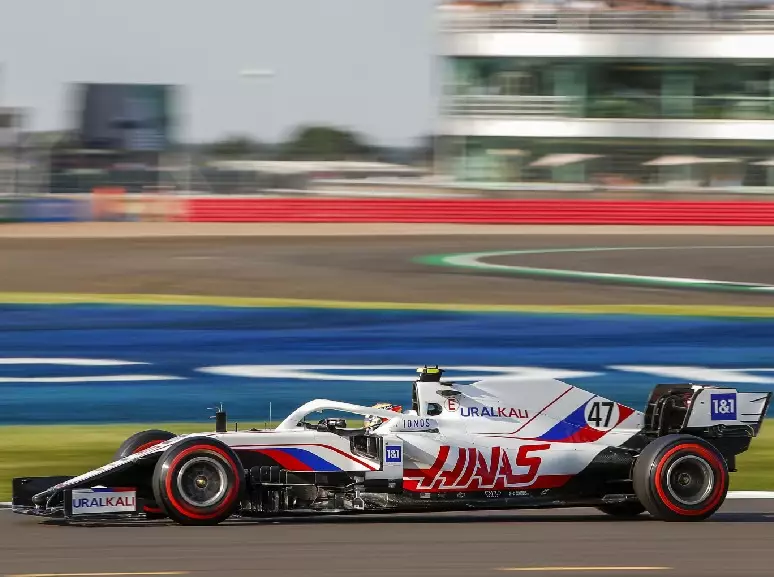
top-left (114, 429), bottom-right (176, 519)
top-left (596, 502), bottom-right (646, 518)
top-left (152, 437), bottom-right (243, 526)
top-left (114, 429), bottom-right (176, 461)
top-left (633, 434), bottom-right (728, 522)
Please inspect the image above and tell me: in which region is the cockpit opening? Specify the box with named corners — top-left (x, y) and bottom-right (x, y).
top-left (427, 403), bottom-right (443, 416)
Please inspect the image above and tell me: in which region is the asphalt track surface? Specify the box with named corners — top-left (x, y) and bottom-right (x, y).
top-left (5, 226), bottom-right (774, 576)
top-left (3, 232), bottom-right (774, 304)
top-left (2, 501), bottom-right (773, 577)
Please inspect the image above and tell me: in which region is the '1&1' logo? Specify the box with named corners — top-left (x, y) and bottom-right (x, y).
top-left (385, 446), bottom-right (402, 463)
top-left (710, 393), bottom-right (737, 421)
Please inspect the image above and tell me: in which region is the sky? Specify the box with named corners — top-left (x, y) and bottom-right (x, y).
top-left (0, 0), bottom-right (439, 145)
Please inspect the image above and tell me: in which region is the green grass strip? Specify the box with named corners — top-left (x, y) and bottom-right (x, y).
top-left (1, 421), bottom-right (773, 501)
top-left (0, 422), bottom-right (274, 501)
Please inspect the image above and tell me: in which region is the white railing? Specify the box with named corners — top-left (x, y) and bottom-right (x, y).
top-left (439, 8), bottom-right (774, 33)
top-left (446, 94), bottom-right (774, 119)
top-left (445, 94), bottom-right (580, 116)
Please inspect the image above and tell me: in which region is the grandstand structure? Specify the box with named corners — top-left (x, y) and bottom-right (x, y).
top-left (438, 0), bottom-right (774, 189)
top-left (0, 106), bottom-right (24, 195)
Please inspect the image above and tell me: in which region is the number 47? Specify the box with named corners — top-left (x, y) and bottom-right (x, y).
top-left (587, 401), bottom-right (614, 428)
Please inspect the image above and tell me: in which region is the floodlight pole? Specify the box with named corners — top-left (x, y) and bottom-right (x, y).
top-left (239, 69), bottom-right (276, 150)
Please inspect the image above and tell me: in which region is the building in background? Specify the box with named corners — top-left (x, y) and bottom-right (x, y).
top-left (48, 83), bottom-right (181, 194)
top-left (438, 0), bottom-right (774, 189)
top-left (76, 83), bottom-right (175, 153)
top-left (0, 106), bottom-right (25, 195)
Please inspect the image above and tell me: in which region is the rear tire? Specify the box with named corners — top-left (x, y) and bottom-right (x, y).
top-left (152, 437), bottom-right (243, 526)
top-left (114, 429), bottom-right (176, 519)
top-left (633, 434), bottom-right (728, 522)
top-left (596, 502), bottom-right (646, 518)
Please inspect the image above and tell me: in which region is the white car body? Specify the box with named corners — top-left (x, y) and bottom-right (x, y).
top-left (14, 369), bottom-right (770, 524)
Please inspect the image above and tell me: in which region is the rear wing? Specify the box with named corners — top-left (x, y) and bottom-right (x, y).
top-left (644, 384), bottom-right (772, 437)
top-left (686, 388), bottom-right (771, 434)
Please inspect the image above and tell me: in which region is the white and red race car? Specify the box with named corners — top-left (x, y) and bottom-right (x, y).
top-left (13, 366), bottom-right (770, 525)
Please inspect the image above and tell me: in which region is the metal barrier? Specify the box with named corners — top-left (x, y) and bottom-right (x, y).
top-left (0, 193), bottom-right (187, 223)
top-left (439, 8), bottom-right (774, 33)
top-left (0, 196), bottom-right (89, 223)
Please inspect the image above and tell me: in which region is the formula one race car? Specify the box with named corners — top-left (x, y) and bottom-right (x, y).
top-left (12, 367), bottom-right (771, 525)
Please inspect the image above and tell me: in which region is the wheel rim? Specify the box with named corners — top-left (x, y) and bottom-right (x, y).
top-left (665, 455), bottom-right (714, 506)
top-left (176, 456), bottom-right (228, 508)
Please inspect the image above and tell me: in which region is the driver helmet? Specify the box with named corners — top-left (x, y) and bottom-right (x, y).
top-left (364, 402), bottom-right (402, 428)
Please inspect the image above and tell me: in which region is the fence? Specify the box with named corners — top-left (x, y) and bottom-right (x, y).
top-left (5, 144), bottom-right (774, 197)
top-left (1, 147), bottom-right (427, 196)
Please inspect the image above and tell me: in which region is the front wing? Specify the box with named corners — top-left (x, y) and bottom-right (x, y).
top-left (13, 476), bottom-right (157, 520)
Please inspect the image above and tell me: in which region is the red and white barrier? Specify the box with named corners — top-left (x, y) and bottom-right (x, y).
top-left (185, 198), bottom-right (774, 225)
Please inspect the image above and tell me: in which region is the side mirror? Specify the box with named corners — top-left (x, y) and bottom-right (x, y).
top-left (317, 417), bottom-right (347, 431)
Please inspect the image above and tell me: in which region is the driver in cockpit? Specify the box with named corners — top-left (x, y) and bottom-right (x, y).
top-left (363, 402), bottom-right (403, 428)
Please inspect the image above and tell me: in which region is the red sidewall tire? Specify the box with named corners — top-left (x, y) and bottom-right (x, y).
top-left (152, 438), bottom-right (243, 526)
top-left (114, 429), bottom-right (176, 517)
top-left (633, 435), bottom-right (728, 522)
top-left (653, 444), bottom-right (727, 517)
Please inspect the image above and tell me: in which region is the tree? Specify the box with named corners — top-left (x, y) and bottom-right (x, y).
top-left (280, 125), bottom-right (372, 160)
top-left (204, 135), bottom-right (263, 158)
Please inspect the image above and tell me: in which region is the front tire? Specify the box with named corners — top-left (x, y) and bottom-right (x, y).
top-left (114, 429), bottom-right (176, 461)
top-left (633, 434), bottom-right (728, 522)
top-left (152, 437), bottom-right (243, 526)
top-left (114, 429), bottom-right (176, 519)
